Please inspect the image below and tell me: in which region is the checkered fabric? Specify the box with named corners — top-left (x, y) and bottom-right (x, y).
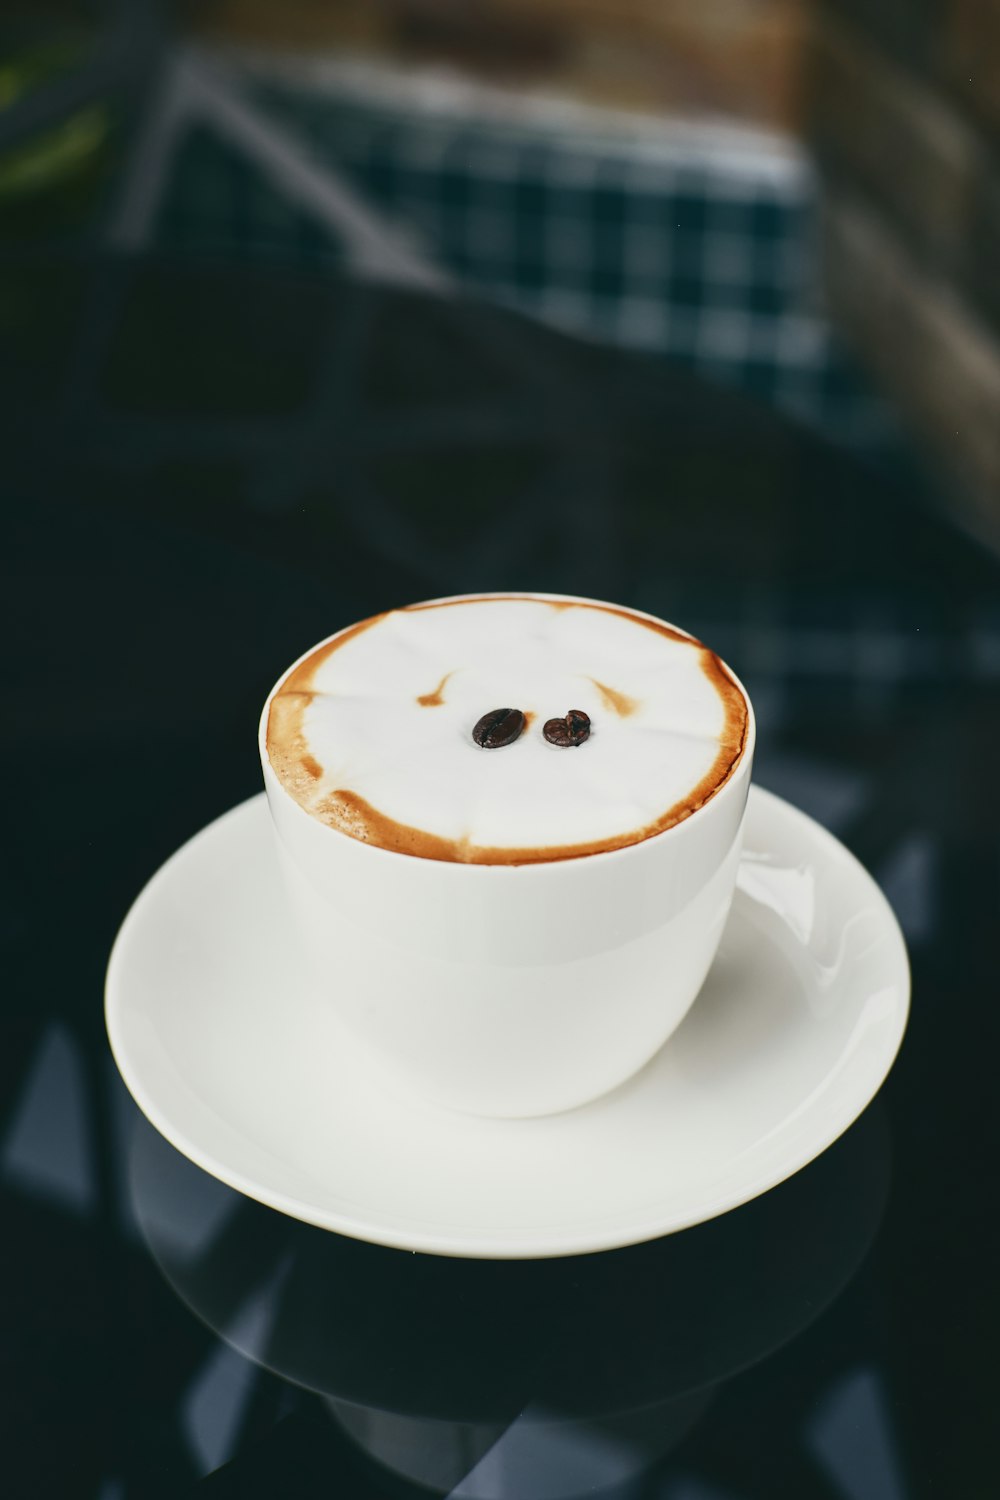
top-left (154, 70), bottom-right (891, 451)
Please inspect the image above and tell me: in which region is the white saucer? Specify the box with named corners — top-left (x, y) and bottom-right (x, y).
top-left (106, 787), bottom-right (909, 1259)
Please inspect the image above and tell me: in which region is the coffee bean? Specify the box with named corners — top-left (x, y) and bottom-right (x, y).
top-left (543, 709), bottom-right (591, 747)
top-left (472, 707), bottom-right (526, 748)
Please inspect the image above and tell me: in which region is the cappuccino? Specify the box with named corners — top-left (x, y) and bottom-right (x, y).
top-left (266, 594), bottom-right (748, 864)
top-left (260, 594), bottom-right (755, 1115)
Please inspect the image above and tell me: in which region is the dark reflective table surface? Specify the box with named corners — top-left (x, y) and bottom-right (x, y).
top-left (2, 253), bottom-right (998, 1497)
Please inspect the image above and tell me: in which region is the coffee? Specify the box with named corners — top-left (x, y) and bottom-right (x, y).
top-left (260, 593), bottom-right (755, 1115)
top-left (265, 594), bottom-right (749, 865)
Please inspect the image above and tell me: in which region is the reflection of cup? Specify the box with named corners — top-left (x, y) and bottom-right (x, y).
top-left (259, 594), bottom-right (755, 1117)
top-left (324, 1387), bottom-right (714, 1499)
top-left (130, 1107), bottom-right (888, 1499)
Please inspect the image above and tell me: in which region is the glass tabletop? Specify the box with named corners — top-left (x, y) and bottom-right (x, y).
top-left (2, 252), bottom-right (997, 1497)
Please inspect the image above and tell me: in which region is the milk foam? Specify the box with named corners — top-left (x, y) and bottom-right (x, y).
top-left (265, 596), bottom-right (748, 862)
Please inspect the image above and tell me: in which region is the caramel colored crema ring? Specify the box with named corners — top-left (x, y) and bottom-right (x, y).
top-left (266, 598), bottom-right (749, 864)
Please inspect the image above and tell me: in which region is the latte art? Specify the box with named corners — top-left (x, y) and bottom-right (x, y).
top-left (265, 595), bottom-right (749, 864)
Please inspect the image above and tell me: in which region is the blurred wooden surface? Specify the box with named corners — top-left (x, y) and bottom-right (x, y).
top-left (186, 0), bottom-right (806, 131)
top-left (807, 4), bottom-right (1000, 542)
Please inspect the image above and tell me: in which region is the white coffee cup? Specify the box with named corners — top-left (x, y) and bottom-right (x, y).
top-left (259, 594), bottom-right (754, 1118)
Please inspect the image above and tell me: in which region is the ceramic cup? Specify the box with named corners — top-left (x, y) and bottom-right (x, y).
top-left (259, 594), bottom-right (755, 1118)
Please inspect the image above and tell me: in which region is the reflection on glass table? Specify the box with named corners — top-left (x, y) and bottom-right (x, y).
top-left (130, 1103), bottom-right (889, 1497)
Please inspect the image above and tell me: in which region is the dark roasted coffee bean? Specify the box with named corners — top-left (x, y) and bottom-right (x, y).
top-left (542, 709), bottom-right (591, 747)
top-left (472, 707), bottom-right (526, 748)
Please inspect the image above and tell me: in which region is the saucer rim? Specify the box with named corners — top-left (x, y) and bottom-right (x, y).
top-left (106, 786), bottom-right (910, 1259)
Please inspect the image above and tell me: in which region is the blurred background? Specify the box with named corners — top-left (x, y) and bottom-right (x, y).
top-left (2, 0), bottom-right (998, 533)
top-left (3, 5), bottom-right (1000, 1497)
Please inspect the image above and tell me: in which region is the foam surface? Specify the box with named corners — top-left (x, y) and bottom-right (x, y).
top-left (265, 596), bottom-right (748, 862)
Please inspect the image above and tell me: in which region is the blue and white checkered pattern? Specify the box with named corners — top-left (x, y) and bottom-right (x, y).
top-left (153, 59), bottom-right (891, 450)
